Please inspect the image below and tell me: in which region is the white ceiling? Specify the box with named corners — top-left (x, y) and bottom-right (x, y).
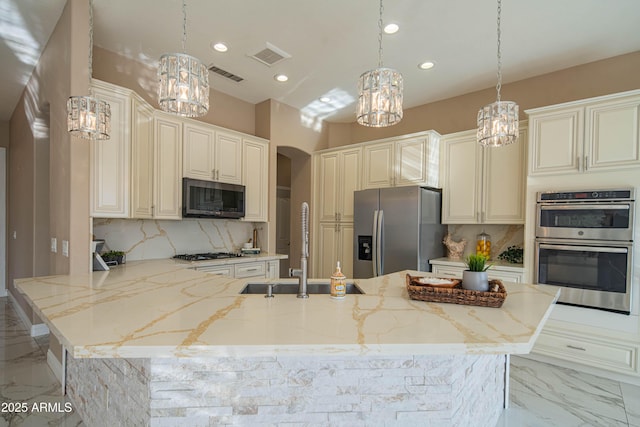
top-left (2, 0), bottom-right (640, 122)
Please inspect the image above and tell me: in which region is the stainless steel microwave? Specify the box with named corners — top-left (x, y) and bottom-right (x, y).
top-left (182, 178), bottom-right (245, 219)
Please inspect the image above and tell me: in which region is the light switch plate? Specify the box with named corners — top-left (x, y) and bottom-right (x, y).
top-left (62, 240), bottom-right (69, 257)
top-left (51, 237), bottom-right (57, 253)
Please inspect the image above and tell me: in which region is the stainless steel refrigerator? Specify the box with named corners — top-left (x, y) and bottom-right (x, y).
top-left (353, 186), bottom-right (446, 279)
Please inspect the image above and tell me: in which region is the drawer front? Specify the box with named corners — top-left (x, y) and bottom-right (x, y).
top-left (534, 331), bottom-right (637, 374)
top-left (194, 265), bottom-right (233, 276)
top-left (487, 270), bottom-right (523, 283)
top-left (431, 265), bottom-right (463, 279)
top-left (235, 262), bottom-right (266, 278)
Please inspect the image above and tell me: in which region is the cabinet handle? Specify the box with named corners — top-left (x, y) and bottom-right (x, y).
top-left (566, 344), bottom-right (586, 351)
top-left (584, 156), bottom-right (589, 171)
top-left (245, 268), bottom-right (259, 272)
top-left (335, 212), bottom-right (338, 221)
top-left (338, 212), bottom-right (341, 221)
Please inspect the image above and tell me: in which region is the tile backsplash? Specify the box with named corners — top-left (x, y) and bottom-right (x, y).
top-left (93, 218), bottom-right (265, 260)
top-left (445, 224), bottom-right (524, 261)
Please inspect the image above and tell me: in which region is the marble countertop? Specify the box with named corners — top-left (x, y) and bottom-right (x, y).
top-left (15, 260), bottom-right (558, 359)
top-left (430, 257), bottom-right (524, 271)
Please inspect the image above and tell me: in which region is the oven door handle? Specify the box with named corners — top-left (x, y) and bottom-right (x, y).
top-left (539, 204), bottom-right (630, 211)
top-left (538, 243), bottom-right (629, 254)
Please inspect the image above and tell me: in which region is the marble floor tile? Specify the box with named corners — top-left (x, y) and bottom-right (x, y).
top-left (0, 299), bottom-right (83, 427)
top-left (621, 382), bottom-right (640, 427)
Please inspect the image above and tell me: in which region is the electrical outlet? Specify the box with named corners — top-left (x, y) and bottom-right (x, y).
top-left (62, 240), bottom-right (69, 257)
top-left (51, 237), bottom-right (57, 253)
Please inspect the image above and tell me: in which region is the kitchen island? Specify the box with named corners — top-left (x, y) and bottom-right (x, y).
top-left (15, 260), bottom-right (558, 426)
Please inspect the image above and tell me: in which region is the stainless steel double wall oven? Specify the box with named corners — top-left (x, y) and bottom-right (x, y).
top-left (535, 189), bottom-right (635, 314)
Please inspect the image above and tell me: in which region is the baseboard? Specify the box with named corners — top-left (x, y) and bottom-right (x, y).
top-left (8, 291), bottom-right (50, 337)
top-left (520, 353), bottom-right (640, 387)
top-left (47, 349), bottom-right (63, 385)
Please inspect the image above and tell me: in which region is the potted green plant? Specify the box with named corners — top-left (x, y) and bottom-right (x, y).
top-left (462, 253), bottom-right (491, 291)
top-left (102, 250), bottom-right (126, 265)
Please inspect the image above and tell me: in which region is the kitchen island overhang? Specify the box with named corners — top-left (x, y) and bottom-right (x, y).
top-left (15, 260), bottom-right (559, 426)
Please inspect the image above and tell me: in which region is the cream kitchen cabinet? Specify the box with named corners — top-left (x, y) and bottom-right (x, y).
top-left (242, 137), bottom-right (269, 222)
top-left (429, 259), bottom-right (525, 283)
top-left (441, 125), bottom-right (527, 224)
top-left (315, 147), bottom-right (362, 223)
top-left (183, 121), bottom-right (242, 184)
top-left (527, 90), bottom-right (640, 176)
top-left (130, 96), bottom-right (155, 218)
top-left (90, 81), bottom-right (131, 217)
top-left (316, 222), bottom-right (353, 280)
top-left (192, 259), bottom-right (280, 279)
top-left (153, 112), bottom-right (183, 219)
top-left (361, 132), bottom-right (440, 189)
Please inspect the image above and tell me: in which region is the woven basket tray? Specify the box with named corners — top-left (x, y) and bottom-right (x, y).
top-left (406, 274), bottom-right (507, 308)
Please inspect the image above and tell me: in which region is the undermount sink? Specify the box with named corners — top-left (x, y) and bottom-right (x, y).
top-left (240, 281), bottom-right (364, 295)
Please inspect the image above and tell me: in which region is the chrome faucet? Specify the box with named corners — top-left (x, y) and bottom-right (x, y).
top-left (289, 201), bottom-right (309, 298)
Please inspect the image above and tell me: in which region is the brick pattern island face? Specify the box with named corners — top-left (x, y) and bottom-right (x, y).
top-left (66, 354), bottom-right (505, 426)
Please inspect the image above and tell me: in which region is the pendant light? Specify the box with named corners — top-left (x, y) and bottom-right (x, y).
top-left (157, 0), bottom-right (209, 117)
top-left (67, 0), bottom-right (110, 140)
top-left (356, 0), bottom-right (403, 127)
top-left (477, 0), bottom-right (519, 147)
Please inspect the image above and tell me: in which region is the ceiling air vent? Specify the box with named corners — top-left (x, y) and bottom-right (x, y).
top-left (250, 42), bottom-right (291, 67)
top-left (208, 65), bottom-right (244, 82)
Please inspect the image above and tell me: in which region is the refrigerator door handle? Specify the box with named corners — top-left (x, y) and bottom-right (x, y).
top-left (377, 209), bottom-right (384, 276)
top-left (372, 210), bottom-right (379, 277)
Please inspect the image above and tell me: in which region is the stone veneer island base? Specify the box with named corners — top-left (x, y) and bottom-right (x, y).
top-left (15, 261), bottom-right (559, 426)
top-left (66, 354), bottom-right (505, 426)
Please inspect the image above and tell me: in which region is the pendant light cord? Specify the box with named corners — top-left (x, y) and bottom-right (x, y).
top-left (495, 0), bottom-right (502, 103)
top-left (377, 0), bottom-right (384, 68)
top-left (182, 0), bottom-right (187, 54)
top-left (88, 0), bottom-right (94, 95)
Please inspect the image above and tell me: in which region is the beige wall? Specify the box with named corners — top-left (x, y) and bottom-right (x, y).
top-left (327, 51), bottom-right (640, 147)
top-left (92, 47), bottom-right (256, 136)
top-left (8, 0), bottom-right (91, 321)
top-left (0, 121), bottom-right (9, 148)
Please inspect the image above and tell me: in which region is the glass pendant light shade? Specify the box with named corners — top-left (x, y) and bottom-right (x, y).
top-left (356, 67), bottom-right (403, 127)
top-left (477, 0), bottom-right (519, 147)
top-left (477, 100), bottom-right (518, 147)
top-left (157, 0), bottom-right (209, 118)
top-left (158, 52), bottom-right (209, 117)
top-left (66, 0), bottom-right (111, 140)
top-left (67, 96), bottom-right (111, 140)
top-left (356, 0), bottom-right (403, 127)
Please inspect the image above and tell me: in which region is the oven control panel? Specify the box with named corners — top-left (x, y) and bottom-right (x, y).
top-left (538, 188), bottom-right (634, 202)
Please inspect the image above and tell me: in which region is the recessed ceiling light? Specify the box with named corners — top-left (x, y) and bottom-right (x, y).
top-left (418, 61), bottom-right (435, 70)
top-left (383, 23), bottom-right (399, 34)
top-left (319, 96), bottom-right (331, 103)
top-left (274, 74), bottom-right (289, 82)
top-left (212, 42), bottom-right (228, 53)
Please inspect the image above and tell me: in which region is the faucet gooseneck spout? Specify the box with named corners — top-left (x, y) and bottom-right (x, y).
top-left (289, 202), bottom-right (310, 298)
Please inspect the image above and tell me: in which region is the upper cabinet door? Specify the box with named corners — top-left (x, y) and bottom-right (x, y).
top-left (183, 122), bottom-right (215, 181)
top-left (362, 142), bottom-right (394, 189)
top-left (130, 97), bottom-right (155, 219)
top-left (242, 138), bottom-right (268, 222)
top-left (482, 126), bottom-right (527, 224)
top-left (317, 152), bottom-right (340, 222)
top-left (441, 131), bottom-right (482, 224)
top-left (529, 108), bottom-right (583, 175)
top-left (215, 130), bottom-right (243, 184)
top-left (154, 113), bottom-right (182, 219)
top-left (395, 137), bottom-right (428, 187)
top-left (585, 96), bottom-right (640, 171)
top-left (338, 148), bottom-right (362, 222)
top-left (90, 82), bottom-right (131, 218)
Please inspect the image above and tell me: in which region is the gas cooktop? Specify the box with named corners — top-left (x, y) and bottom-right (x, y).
top-left (173, 252), bottom-right (243, 261)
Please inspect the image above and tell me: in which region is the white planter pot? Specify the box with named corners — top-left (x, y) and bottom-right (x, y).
top-left (462, 270), bottom-right (489, 292)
